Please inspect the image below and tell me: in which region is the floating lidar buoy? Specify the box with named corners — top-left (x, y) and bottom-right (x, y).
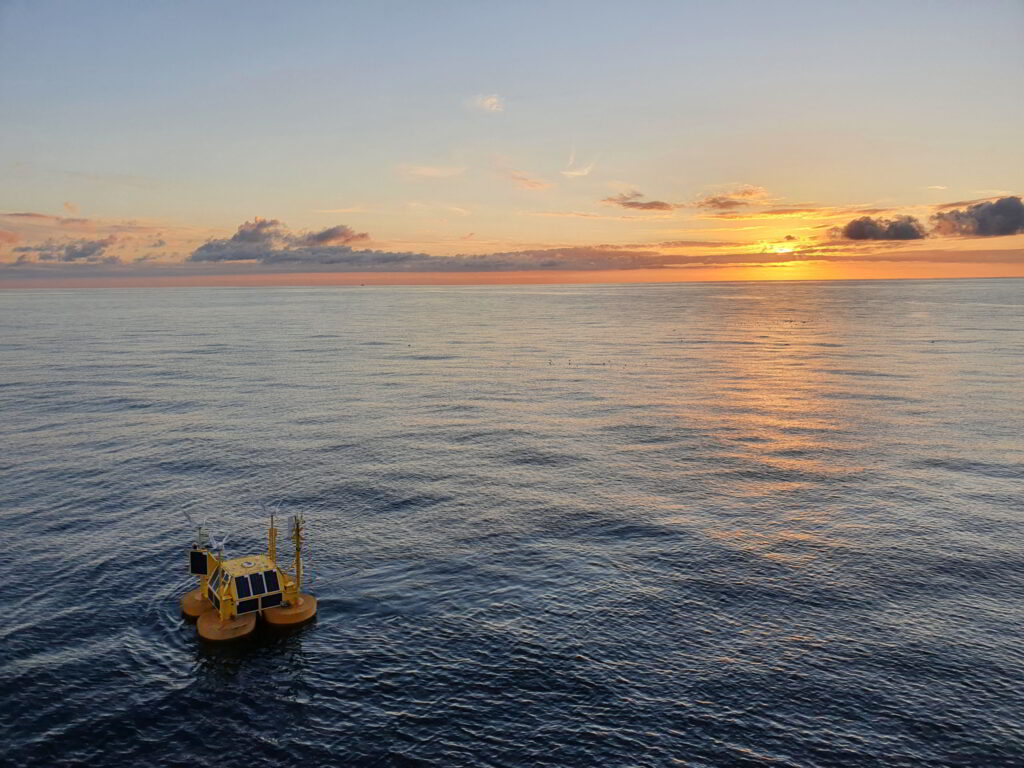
top-left (181, 511), bottom-right (317, 641)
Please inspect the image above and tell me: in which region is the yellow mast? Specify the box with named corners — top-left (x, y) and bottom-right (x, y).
top-left (293, 513), bottom-right (304, 594)
top-left (268, 514), bottom-right (278, 564)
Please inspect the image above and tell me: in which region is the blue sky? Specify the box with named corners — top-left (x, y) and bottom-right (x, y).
top-left (1, 0), bottom-right (1022, 284)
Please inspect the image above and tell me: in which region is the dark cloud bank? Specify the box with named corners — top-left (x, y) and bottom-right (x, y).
top-left (190, 219), bottom-right (669, 271)
top-left (190, 218), bottom-right (371, 262)
top-left (183, 201), bottom-right (1023, 272)
top-left (932, 196), bottom-right (1024, 237)
top-left (13, 235), bottom-right (118, 263)
top-left (840, 215), bottom-right (927, 240)
top-left (836, 196), bottom-right (1023, 240)
top-left (3, 197), bottom-right (1022, 280)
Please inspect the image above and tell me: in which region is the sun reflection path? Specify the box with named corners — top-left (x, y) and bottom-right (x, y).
top-left (647, 286), bottom-right (878, 567)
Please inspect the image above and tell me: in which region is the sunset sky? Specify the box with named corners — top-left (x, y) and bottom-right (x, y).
top-left (2, 0), bottom-right (1022, 287)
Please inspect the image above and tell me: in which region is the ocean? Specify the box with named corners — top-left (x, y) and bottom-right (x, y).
top-left (1, 279), bottom-right (1022, 766)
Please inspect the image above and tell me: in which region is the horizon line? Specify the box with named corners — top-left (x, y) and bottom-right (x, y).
top-left (2, 271), bottom-right (1022, 291)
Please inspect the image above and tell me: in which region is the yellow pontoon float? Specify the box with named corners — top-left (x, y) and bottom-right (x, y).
top-left (181, 513), bottom-right (317, 641)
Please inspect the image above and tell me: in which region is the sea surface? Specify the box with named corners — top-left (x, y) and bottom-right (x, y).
top-left (1, 279), bottom-right (1022, 767)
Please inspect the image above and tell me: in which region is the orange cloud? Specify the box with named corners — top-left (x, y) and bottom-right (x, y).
top-left (602, 191), bottom-right (676, 211)
top-left (705, 206), bottom-right (891, 221)
top-left (693, 185), bottom-right (768, 210)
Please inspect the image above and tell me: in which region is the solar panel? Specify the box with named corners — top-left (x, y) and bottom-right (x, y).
top-left (237, 598), bottom-right (260, 615)
top-left (235, 576), bottom-right (251, 599)
top-left (249, 572), bottom-right (266, 595)
top-left (261, 593), bottom-right (282, 609)
top-left (263, 570), bottom-right (280, 592)
top-left (208, 589), bottom-right (220, 610)
top-left (189, 550), bottom-right (208, 575)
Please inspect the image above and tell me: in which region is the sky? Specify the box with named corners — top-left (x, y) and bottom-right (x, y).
top-left (1, 0), bottom-right (1023, 287)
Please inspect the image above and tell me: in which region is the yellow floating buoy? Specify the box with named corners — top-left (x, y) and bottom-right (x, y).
top-left (181, 586), bottom-right (212, 621)
top-left (264, 593), bottom-right (318, 627)
top-left (180, 511), bottom-right (317, 641)
top-left (197, 608), bottom-right (257, 642)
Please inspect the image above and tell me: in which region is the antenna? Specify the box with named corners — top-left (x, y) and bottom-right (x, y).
top-left (261, 501), bottom-right (284, 563)
top-left (291, 513), bottom-right (305, 594)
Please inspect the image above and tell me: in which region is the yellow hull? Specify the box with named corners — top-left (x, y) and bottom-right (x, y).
top-left (181, 587), bottom-right (212, 621)
top-left (263, 594), bottom-right (318, 627)
top-left (197, 609), bottom-right (257, 642)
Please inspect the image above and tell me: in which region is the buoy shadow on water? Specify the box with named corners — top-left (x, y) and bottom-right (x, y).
top-left (180, 511), bottom-right (318, 643)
